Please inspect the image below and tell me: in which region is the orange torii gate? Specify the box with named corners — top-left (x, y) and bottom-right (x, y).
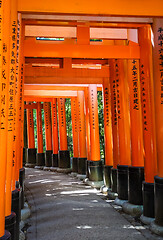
top-left (1, 1), bottom-right (163, 238)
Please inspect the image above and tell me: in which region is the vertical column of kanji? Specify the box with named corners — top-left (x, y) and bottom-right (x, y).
top-left (17, 16), bottom-right (25, 177)
top-left (43, 102), bottom-right (52, 168)
top-left (51, 98), bottom-right (59, 167)
top-left (26, 102), bottom-right (36, 167)
top-left (87, 84), bottom-right (103, 182)
top-left (152, 19), bottom-right (163, 230)
top-left (84, 88), bottom-right (91, 168)
top-left (58, 98), bottom-right (70, 169)
top-left (0, 0), bottom-right (11, 238)
top-left (127, 59), bottom-right (144, 206)
top-left (71, 97), bottom-right (79, 173)
top-left (36, 102), bottom-right (45, 167)
top-left (103, 77), bottom-right (113, 190)
top-left (12, 14), bottom-right (25, 214)
top-left (115, 58), bottom-right (131, 202)
top-left (77, 91), bottom-right (87, 175)
top-left (138, 26), bottom-right (157, 222)
top-left (5, 0), bottom-right (18, 239)
top-left (109, 59), bottom-right (119, 193)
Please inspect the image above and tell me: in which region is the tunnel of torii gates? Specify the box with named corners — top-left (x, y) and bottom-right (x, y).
top-left (0, 0), bottom-right (163, 239)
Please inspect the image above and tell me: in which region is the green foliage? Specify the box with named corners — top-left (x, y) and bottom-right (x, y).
top-left (97, 91), bottom-right (105, 159)
top-left (65, 99), bottom-right (73, 157)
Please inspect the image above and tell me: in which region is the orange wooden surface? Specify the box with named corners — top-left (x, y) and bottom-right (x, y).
top-left (128, 60), bottom-right (144, 167)
top-left (36, 102), bottom-right (44, 153)
top-left (88, 85), bottom-right (100, 161)
top-left (27, 102), bottom-right (35, 148)
top-left (5, 0), bottom-right (18, 217)
top-left (110, 59), bottom-right (119, 169)
top-left (138, 26), bottom-right (157, 182)
top-left (43, 102), bottom-right (52, 151)
top-left (103, 78), bottom-right (113, 166)
top-left (0, 0), bottom-right (7, 236)
top-left (152, 18), bottom-right (163, 178)
top-left (18, 0), bottom-right (163, 17)
top-left (84, 88), bottom-right (91, 161)
top-left (77, 91), bottom-right (87, 158)
top-left (51, 98), bottom-right (59, 154)
top-left (58, 98), bottom-right (68, 150)
top-left (71, 97), bottom-right (79, 158)
top-left (24, 38), bottom-right (140, 59)
top-left (0, 1), bottom-right (6, 237)
top-left (115, 58), bottom-right (131, 166)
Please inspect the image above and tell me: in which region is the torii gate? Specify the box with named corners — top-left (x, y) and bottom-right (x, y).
top-left (0, 0), bottom-right (163, 239)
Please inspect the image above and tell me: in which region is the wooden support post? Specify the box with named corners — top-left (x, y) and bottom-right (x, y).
top-left (109, 59), bottom-right (119, 193)
top-left (127, 59), bottom-right (144, 205)
top-left (36, 102), bottom-right (45, 166)
top-left (26, 102), bottom-right (36, 167)
top-left (43, 102), bottom-right (52, 167)
top-left (84, 88), bottom-right (91, 162)
top-left (5, 2), bottom-right (18, 239)
top-left (71, 97), bottom-right (79, 172)
top-left (138, 25), bottom-right (157, 220)
top-left (152, 18), bottom-right (163, 228)
top-left (115, 58), bottom-right (131, 201)
top-left (0, 0), bottom-right (11, 238)
top-left (103, 77), bottom-right (113, 189)
top-left (58, 98), bottom-right (70, 168)
top-left (51, 98), bottom-right (59, 167)
top-left (77, 91), bottom-right (87, 175)
top-left (87, 84), bottom-right (103, 182)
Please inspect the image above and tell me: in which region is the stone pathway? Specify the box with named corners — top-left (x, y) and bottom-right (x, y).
top-left (25, 168), bottom-right (162, 240)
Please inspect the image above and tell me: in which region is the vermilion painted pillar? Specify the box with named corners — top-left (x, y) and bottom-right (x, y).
top-left (127, 59), bottom-right (144, 205)
top-left (0, 0), bottom-right (11, 238)
top-left (5, 0), bottom-right (18, 239)
top-left (77, 91), bottom-right (87, 175)
top-left (58, 98), bottom-right (70, 168)
top-left (26, 102), bottom-right (37, 167)
top-left (103, 77), bottom-right (113, 189)
top-left (51, 98), bottom-right (59, 167)
top-left (152, 18), bottom-right (163, 228)
top-left (88, 85), bottom-right (103, 182)
top-left (109, 59), bottom-right (119, 193)
top-left (71, 97), bottom-right (79, 172)
top-left (36, 102), bottom-right (45, 166)
top-left (115, 59), bottom-right (131, 201)
top-left (43, 102), bottom-right (52, 167)
top-left (84, 88), bottom-right (91, 162)
top-left (138, 26), bottom-right (157, 220)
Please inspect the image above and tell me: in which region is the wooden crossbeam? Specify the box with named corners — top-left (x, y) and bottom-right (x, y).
top-left (24, 38), bottom-right (140, 59)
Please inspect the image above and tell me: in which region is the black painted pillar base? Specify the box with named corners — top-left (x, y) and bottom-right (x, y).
top-left (36, 153), bottom-right (45, 166)
top-left (142, 181), bottom-right (154, 218)
top-left (12, 189), bottom-right (21, 240)
top-left (78, 158), bottom-right (87, 175)
top-left (26, 148), bottom-right (37, 167)
top-left (5, 212), bottom-right (16, 240)
top-left (128, 166), bottom-right (144, 205)
top-left (72, 157), bottom-right (78, 173)
top-left (45, 150), bottom-right (53, 167)
top-left (154, 176), bottom-right (163, 226)
top-left (87, 160), bottom-right (103, 181)
top-left (0, 231), bottom-right (11, 240)
top-left (117, 165), bottom-right (128, 200)
top-left (19, 168), bottom-right (25, 209)
top-left (104, 165), bottom-right (112, 189)
top-left (58, 150), bottom-right (70, 168)
top-left (52, 154), bottom-right (58, 167)
top-left (111, 168), bottom-right (117, 193)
